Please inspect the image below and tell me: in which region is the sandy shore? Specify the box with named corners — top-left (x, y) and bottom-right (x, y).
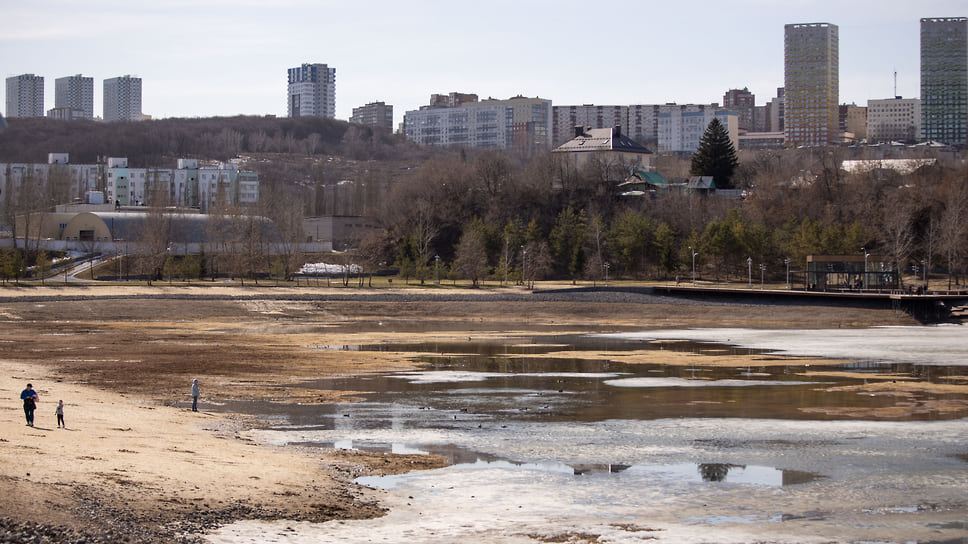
top-left (0, 284), bottom-right (929, 542)
top-left (1, 360), bottom-right (395, 534)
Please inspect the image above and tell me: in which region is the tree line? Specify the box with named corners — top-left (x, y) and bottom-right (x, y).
top-left (358, 147), bottom-right (967, 290)
top-left (1, 115), bottom-right (965, 289)
top-left (0, 116), bottom-right (421, 165)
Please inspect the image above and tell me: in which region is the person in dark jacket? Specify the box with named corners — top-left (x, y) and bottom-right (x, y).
top-left (20, 383), bottom-right (39, 426)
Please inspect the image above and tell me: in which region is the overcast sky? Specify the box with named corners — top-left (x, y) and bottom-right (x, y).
top-left (3, 0), bottom-right (966, 128)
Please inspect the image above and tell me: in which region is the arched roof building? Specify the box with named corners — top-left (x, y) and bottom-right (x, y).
top-left (48, 211), bottom-right (280, 251)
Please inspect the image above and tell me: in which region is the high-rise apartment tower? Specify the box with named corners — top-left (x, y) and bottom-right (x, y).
top-left (5, 74), bottom-right (45, 118)
top-left (103, 75), bottom-right (143, 122)
top-left (920, 17), bottom-right (968, 145)
top-left (288, 63), bottom-right (336, 118)
top-left (784, 23), bottom-right (839, 147)
top-left (55, 74), bottom-right (94, 120)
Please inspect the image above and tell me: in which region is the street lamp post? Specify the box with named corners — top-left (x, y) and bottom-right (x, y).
top-left (747, 257), bottom-right (753, 288)
top-left (434, 254), bottom-right (440, 284)
top-left (759, 263), bottom-right (766, 289)
top-left (521, 247), bottom-right (527, 289)
top-left (921, 259), bottom-right (927, 291)
top-left (604, 262), bottom-right (610, 287)
top-left (689, 246), bottom-right (697, 285)
top-left (863, 249), bottom-right (870, 291)
top-left (784, 258), bottom-right (791, 289)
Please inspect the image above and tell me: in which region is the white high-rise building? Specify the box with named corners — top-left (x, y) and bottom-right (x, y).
top-left (54, 74), bottom-right (94, 120)
top-left (5, 74), bottom-right (45, 118)
top-left (103, 75), bottom-right (142, 122)
top-left (867, 97), bottom-right (921, 143)
top-left (287, 63), bottom-right (336, 118)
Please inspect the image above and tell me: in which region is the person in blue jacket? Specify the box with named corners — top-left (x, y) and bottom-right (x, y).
top-left (191, 379), bottom-right (200, 412)
top-left (20, 383), bottom-right (39, 426)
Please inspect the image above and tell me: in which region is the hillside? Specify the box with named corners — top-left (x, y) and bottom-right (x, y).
top-left (0, 115), bottom-right (427, 165)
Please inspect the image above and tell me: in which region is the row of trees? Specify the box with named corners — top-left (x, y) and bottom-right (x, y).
top-left (0, 116), bottom-right (418, 165)
top-left (359, 146), bottom-right (968, 289)
top-left (2, 115), bottom-right (965, 289)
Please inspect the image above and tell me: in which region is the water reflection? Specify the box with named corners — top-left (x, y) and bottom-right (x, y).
top-left (342, 442), bottom-right (823, 487)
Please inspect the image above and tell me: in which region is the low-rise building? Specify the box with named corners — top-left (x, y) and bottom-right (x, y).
top-left (552, 126), bottom-right (653, 180)
top-left (739, 131), bottom-right (786, 150)
top-left (867, 97), bottom-right (920, 143)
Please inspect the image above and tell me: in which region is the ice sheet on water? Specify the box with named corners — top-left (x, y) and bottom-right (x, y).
top-left (222, 417), bottom-right (968, 544)
top-left (595, 324), bottom-right (968, 365)
top-left (388, 370), bottom-right (623, 384)
top-left (208, 326), bottom-right (968, 543)
top-left (605, 377), bottom-right (812, 387)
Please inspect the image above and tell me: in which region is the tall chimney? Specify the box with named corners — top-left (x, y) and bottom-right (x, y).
top-left (614, 125), bottom-right (622, 138)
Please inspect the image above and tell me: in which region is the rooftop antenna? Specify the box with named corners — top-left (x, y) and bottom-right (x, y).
top-left (894, 70), bottom-right (899, 99)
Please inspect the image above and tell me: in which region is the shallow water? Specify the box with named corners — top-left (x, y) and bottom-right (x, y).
top-left (206, 325), bottom-right (968, 544)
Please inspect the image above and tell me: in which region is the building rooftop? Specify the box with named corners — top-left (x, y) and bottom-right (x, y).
top-left (553, 126), bottom-right (652, 154)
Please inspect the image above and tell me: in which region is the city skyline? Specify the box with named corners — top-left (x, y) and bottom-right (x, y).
top-left (1, 0), bottom-right (964, 129)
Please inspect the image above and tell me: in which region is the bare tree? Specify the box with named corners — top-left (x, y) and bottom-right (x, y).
top-left (939, 178), bottom-right (968, 290)
top-left (260, 182), bottom-right (305, 280)
top-left (879, 192), bottom-right (915, 289)
top-left (134, 208), bottom-right (173, 284)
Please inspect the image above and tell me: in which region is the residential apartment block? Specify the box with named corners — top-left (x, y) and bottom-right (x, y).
top-left (5, 74), bottom-right (45, 118)
top-left (723, 88), bottom-right (755, 131)
top-left (657, 106), bottom-right (739, 153)
top-left (350, 101), bottom-right (393, 131)
top-left (288, 63), bottom-right (336, 118)
top-left (54, 74), bottom-right (94, 120)
top-left (403, 94), bottom-right (552, 154)
top-left (103, 75), bottom-right (143, 122)
top-left (104, 157), bottom-right (259, 210)
top-left (920, 17), bottom-right (968, 145)
top-left (552, 103), bottom-right (736, 151)
top-left (0, 155), bottom-right (259, 223)
top-left (784, 23), bottom-right (839, 147)
top-left (839, 104), bottom-right (868, 142)
top-left (867, 98), bottom-right (920, 143)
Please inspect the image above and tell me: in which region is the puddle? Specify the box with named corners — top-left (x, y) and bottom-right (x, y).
top-left (305, 440), bottom-right (827, 487)
top-left (208, 326), bottom-right (968, 544)
top-left (356, 457), bottom-right (824, 488)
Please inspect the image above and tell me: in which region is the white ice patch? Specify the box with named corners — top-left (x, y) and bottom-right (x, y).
top-left (605, 377), bottom-right (811, 387)
top-left (595, 324), bottom-right (968, 365)
top-left (388, 370), bottom-right (622, 384)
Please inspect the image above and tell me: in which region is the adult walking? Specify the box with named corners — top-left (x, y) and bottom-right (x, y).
top-left (191, 379), bottom-right (200, 412)
top-left (20, 383), bottom-right (39, 426)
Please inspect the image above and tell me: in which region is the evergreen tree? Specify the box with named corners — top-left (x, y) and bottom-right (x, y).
top-left (690, 118), bottom-right (739, 189)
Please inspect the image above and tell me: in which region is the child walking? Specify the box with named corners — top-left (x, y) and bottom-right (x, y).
top-left (55, 400), bottom-right (65, 428)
